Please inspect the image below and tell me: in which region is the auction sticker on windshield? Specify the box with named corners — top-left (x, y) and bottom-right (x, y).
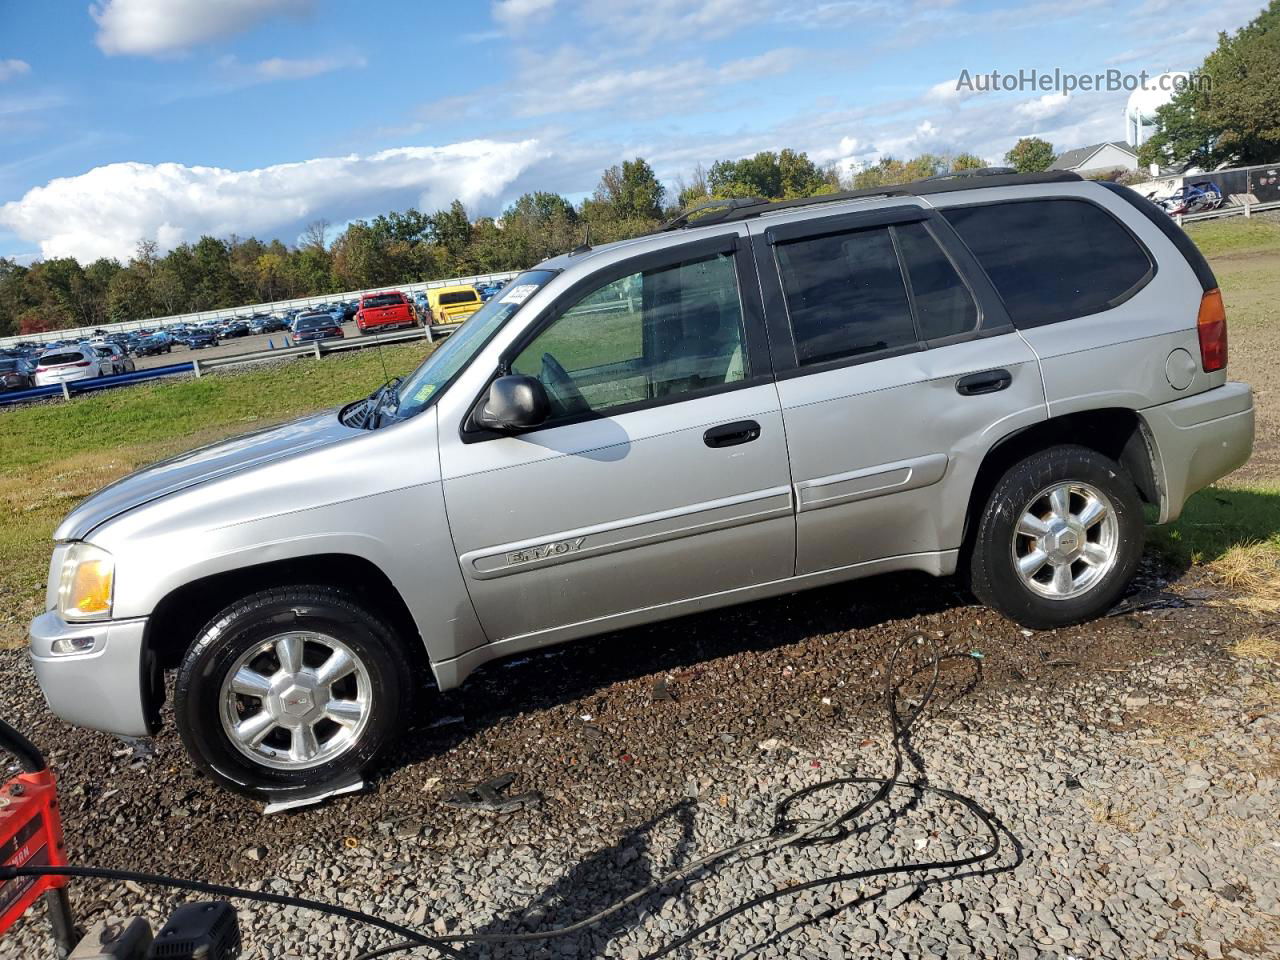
top-left (500, 284), bottom-right (539, 305)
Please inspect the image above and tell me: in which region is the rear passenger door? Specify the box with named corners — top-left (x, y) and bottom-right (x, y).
top-left (749, 202), bottom-right (1048, 576)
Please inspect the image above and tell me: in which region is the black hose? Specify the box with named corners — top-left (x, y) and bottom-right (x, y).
top-left (0, 715), bottom-right (47, 774)
top-left (3, 634), bottom-right (1018, 960)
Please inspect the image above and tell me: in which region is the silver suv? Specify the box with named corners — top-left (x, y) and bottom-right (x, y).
top-left (29, 172), bottom-right (1254, 801)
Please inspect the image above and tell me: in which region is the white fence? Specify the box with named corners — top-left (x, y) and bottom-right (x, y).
top-left (0, 271), bottom-right (521, 349)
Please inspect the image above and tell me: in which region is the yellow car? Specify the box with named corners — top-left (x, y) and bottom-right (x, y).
top-left (425, 285), bottom-right (483, 325)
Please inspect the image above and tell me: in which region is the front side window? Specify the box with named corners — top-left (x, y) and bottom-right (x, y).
top-left (392, 269), bottom-right (557, 420)
top-left (942, 198), bottom-right (1153, 327)
top-left (510, 252), bottom-right (747, 421)
top-left (774, 227), bottom-right (914, 366)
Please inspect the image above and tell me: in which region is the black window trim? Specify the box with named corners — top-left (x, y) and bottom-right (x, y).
top-left (751, 207), bottom-right (1014, 381)
top-left (461, 232), bottom-right (771, 442)
top-left (937, 193), bottom-right (1158, 329)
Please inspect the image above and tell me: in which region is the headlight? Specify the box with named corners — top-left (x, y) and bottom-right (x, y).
top-left (58, 543), bottom-right (115, 621)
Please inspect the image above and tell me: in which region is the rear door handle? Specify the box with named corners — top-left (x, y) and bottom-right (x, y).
top-left (704, 420), bottom-right (761, 448)
top-left (956, 369), bottom-right (1012, 396)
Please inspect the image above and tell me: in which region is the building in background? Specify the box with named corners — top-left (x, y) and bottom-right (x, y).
top-left (1048, 141), bottom-right (1139, 176)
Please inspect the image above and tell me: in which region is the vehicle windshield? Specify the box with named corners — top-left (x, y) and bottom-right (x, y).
top-left (41, 352), bottom-right (83, 365)
top-left (438, 290), bottom-right (479, 306)
top-left (363, 294), bottom-right (403, 308)
top-left (0, 360), bottom-right (18, 371)
top-left (391, 269), bottom-right (556, 421)
top-left (296, 315), bottom-right (329, 329)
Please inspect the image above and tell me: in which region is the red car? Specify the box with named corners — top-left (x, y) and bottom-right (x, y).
top-left (355, 291), bottom-right (417, 335)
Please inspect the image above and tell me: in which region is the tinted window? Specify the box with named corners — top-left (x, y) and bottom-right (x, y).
top-left (296, 315), bottom-right (330, 329)
top-left (894, 222), bottom-right (978, 340)
top-left (774, 227), bottom-right (914, 366)
top-left (41, 352), bottom-right (84, 365)
top-left (363, 294), bottom-right (404, 308)
top-left (942, 199), bottom-right (1153, 327)
top-left (439, 291), bottom-right (479, 306)
top-left (512, 253), bottom-right (746, 420)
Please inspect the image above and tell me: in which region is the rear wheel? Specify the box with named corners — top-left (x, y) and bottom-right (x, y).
top-left (175, 586), bottom-right (410, 800)
top-left (968, 445), bottom-right (1144, 629)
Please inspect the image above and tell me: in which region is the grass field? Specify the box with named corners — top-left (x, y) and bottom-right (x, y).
top-left (2, 220), bottom-right (1280, 648)
top-left (0, 341), bottom-right (429, 645)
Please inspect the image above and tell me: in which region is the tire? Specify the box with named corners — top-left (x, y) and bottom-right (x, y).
top-left (967, 445), bottom-right (1144, 630)
top-left (175, 586), bottom-right (411, 800)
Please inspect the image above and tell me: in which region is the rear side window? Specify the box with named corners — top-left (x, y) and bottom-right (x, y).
top-left (774, 227), bottom-right (915, 366)
top-left (894, 222), bottom-right (978, 341)
top-left (942, 199), bottom-right (1153, 327)
top-left (41, 352), bottom-right (83, 365)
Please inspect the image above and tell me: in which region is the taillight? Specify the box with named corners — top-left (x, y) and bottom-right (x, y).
top-left (75, 360), bottom-right (91, 367)
top-left (1197, 287), bottom-right (1227, 372)
top-left (36, 366), bottom-right (47, 373)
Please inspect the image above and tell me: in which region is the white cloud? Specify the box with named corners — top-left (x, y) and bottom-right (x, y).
top-left (1015, 92), bottom-right (1072, 122)
top-left (217, 54), bottom-right (363, 82)
top-left (515, 46), bottom-right (798, 116)
top-left (0, 140), bottom-right (548, 262)
top-left (90, 0), bottom-right (313, 56)
top-left (0, 60), bottom-right (31, 82)
top-left (493, 0), bottom-right (556, 28)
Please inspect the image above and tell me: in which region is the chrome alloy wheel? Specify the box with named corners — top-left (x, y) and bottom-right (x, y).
top-left (218, 632), bottom-right (372, 771)
top-left (1011, 481), bottom-right (1120, 601)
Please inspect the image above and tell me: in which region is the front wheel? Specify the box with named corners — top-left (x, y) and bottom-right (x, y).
top-left (968, 445), bottom-right (1144, 629)
top-left (174, 586), bottom-right (411, 800)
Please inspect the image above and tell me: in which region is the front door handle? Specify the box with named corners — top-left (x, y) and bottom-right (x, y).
top-left (956, 369), bottom-right (1012, 396)
top-left (704, 419), bottom-right (761, 448)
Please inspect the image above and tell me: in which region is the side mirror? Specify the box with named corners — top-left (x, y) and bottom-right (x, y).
top-left (476, 375), bottom-right (550, 431)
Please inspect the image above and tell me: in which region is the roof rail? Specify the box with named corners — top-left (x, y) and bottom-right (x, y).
top-left (660, 170), bottom-right (1083, 231)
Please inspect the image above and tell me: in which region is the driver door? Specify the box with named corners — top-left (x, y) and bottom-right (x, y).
top-left (438, 234), bottom-right (795, 644)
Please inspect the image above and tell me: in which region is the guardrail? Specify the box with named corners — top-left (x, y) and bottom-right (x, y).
top-left (1178, 198), bottom-right (1280, 224)
top-left (0, 325), bottom-right (452, 408)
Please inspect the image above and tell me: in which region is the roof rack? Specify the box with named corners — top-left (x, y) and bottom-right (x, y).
top-left (659, 170), bottom-right (1082, 231)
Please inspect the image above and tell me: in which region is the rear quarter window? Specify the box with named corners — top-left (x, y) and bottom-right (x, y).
top-left (942, 198), bottom-right (1154, 328)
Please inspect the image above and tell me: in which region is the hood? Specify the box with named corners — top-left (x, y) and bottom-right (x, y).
top-left (55, 411), bottom-right (355, 542)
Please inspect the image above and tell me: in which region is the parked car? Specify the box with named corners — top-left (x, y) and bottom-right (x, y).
top-left (134, 333), bottom-right (173, 356)
top-left (355, 291), bottom-right (417, 335)
top-left (292, 312), bottom-right (345, 343)
top-left (424, 284), bottom-right (483, 326)
top-left (222, 321), bottom-right (251, 339)
top-left (33, 345), bottom-right (106, 386)
top-left (474, 280), bottom-right (505, 302)
top-left (92, 343), bottom-right (135, 375)
top-left (0, 356), bottom-right (35, 391)
top-left (181, 328), bottom-right (219, 349)
top-left (28, 172), bottom-right (1254, 800)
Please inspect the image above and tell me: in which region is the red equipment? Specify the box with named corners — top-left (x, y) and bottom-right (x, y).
top-left (0, 717), bottom-right (78, 955)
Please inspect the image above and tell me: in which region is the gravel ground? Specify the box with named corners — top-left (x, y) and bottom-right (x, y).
top-left (3, 565), bottom-right (1278, 959)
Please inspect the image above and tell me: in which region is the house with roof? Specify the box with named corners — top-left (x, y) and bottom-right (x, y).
top-left (1048, 141), bottom-right (1139, 176)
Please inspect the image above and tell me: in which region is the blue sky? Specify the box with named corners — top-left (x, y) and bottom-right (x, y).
top-left (0, 0), bottom-right (1265, 264)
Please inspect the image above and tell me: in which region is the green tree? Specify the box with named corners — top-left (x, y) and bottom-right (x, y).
top-left (1004, 137), bottom-right (1055, 173)
top-left (950, 152), bottom-right (987, 171)
top-left (592, 158), bottom-right (665, 220)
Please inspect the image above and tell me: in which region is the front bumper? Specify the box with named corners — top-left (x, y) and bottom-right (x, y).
top-left (1141, 381), bottom-right (1255, 523)
top-left (29, 610), bottom-right (156, 737)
